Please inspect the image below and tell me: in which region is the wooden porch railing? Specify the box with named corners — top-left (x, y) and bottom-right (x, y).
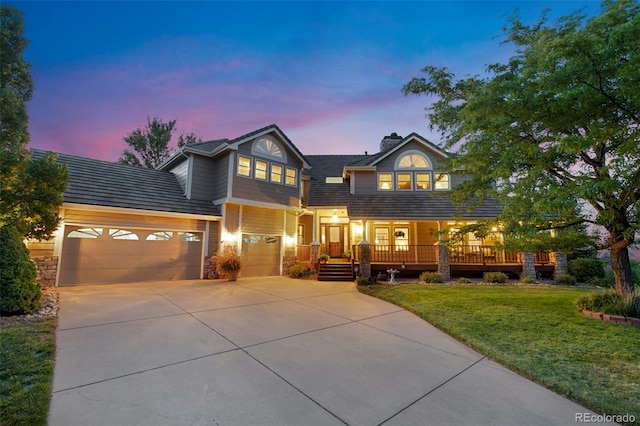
top-left (296, 244), bottom-right (552, 266)
top-left (346, 244), bottom-right (552, 265)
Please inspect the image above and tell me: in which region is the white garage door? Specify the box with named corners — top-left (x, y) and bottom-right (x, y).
top-left (241, 235), bottom-right (281, 276)
top-left (59, 226), bottom-right (203, 286)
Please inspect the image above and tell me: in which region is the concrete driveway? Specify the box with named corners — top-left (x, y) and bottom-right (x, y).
top-left (49, 277), bottom-right (606, 426)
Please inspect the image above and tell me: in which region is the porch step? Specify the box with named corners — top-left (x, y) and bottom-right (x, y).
top-left (317, 263), bottom-right (354, 281)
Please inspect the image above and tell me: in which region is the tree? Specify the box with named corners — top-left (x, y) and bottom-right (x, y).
top-left (1, 6), bottom-right (68, 240)
top-left (118, 116), bottom-right (201, 168)
top-left (403, 0), bottom-right (639, 297)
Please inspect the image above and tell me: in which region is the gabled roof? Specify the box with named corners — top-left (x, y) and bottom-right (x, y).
top-left (31, 149), bottom-right (221, 218)
top-left (159, 124), bottom-right (311, 171)
top-left (361, 133), bottom-right (450, 167)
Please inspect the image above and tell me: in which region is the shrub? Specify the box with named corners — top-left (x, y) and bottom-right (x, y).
top-left (420, 272), bottom-right (444, 283)
top-left (458, 277), bottom-right (472, 284)
top-left (521, 277), bottom-right (536, 284)
top-left (0, 226), bottom-right (42, 316)
top-left (576, 291), bottom-right (640, 317)
top-left (356, 276), bottom-right (372, 286)
top-left (555, 274), bottom-right (577, 286)
top-left (289, 264), bottom-right (314, 279)
top-left (588, 272), bottom-right (614, 288)
top-left (568, 258), bottom-right (605, 283)
top-left (483, 272), bottom-right (508, 283)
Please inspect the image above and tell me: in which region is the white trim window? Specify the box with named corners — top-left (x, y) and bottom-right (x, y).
top-left (435, 173), bottom-right (450, 190)
top-left (237, 155), bottom-right (252, 177)
top-left (285, 167), bottom-right (297, 187)
top-left (396, 173), bottom-right (412, 190)
top-left (378, 173), bottom-right (393, 190)
top-left (270, 163), bottom-right (283, 184)
top-left (255, 159), bottom-right (268, 180)
top-left (416, 173), bottom-right (431, 190)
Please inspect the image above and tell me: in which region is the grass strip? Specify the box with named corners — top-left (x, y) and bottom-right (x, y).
top-left (0, 317), bottom-right (56, 426)
top-left (359, 284), bottom-right (640, 425)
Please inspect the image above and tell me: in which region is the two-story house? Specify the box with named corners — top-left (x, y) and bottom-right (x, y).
top-left (28, 124), bottom-right (553, 286)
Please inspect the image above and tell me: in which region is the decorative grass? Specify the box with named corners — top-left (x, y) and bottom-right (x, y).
top-left (0, 317), bottom-right (57, 426)
top-left (359, 284), bottom-right (640, 425)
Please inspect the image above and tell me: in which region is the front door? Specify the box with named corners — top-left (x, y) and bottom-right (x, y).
top-left (328, 225), bottom-right (343, 257)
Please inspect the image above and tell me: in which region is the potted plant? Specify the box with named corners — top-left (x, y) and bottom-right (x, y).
top-left (213, 247), bottom-right (243, 281)
top-left (318, 253), bottom-right (330, 264)
top-left (343, 249), bottom-right (351, 260)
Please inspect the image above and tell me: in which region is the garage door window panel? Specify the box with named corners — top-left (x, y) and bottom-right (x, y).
top-left (67, 228), bottom-right (104, 239)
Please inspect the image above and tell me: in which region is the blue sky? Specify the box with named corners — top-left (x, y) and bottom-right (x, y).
top-left (13, 0), bottom-right (599, 161)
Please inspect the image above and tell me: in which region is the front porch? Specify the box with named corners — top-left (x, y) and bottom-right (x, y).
top-left (295, 244), bottom-right (555, 279)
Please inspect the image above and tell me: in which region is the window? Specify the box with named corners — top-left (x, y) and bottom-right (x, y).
top-left (253, 137), bottom-right (284, 160)
top-left (270, 164), bottom-right (283, 184)
top-left (378, 173), bottom-right (393, 190)
top-left (178, 232), bottom-right (201, 242)
top-left (147, 231), bottom-right (173, 241)
top-left (109, 229), bottom-right (139, 240)
top-left (255, 160), bottom-right (267, 180)
top-left (237, 155), bottom-right (251, 177)
top-left (416, 173), bottom-right (431, 190)
top-left (396, 173), bottom-right (412, 190)
top-left (397, 152), bottom-right (430, 169)
top-left (325, 177), bottom-right (343, 184)
top-left (435, 173), bottom-right (450, 190)
top-left (374, 227), bottom-right (390, 250)
top-left (67, 227), bottom-right (103, 239)
top-left (394, 227), bottom-right (409, 251)
top-left (286, 167), bottom-right (297, 186)
top-left (297, 224), bottom-right (304, 245)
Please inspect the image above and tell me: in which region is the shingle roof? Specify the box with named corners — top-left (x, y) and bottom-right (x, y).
top-left (31, 149), bottom-right (220, 217)
top-left (305, 154), bottom-right (501, 219)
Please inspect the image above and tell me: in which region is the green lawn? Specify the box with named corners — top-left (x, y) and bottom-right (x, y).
top-left (0, 317), bottom-right (56, 426)
top-left (359, 284), bottom-right (640, 425)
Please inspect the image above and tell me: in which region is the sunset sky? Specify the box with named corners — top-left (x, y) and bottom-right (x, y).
top-left (13, 1), bottom-right (599, 161)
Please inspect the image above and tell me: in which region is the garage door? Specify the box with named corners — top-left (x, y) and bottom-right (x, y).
top-left (241, 235), bottom-right (281, 276)
top-left (59, 226), bottom-right (203, 286)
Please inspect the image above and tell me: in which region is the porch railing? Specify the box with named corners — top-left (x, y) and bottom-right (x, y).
top-left (297, 244), bottom-right (552, 266)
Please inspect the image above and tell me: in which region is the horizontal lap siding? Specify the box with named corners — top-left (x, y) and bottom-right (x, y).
top-left (169, 159), bottom-right (189, 194)
top-left (242, 206), bottom-right (284, 235)
top-left (190, 156), bottom-right (216, 201)
top-left (63, 209), bottom-right (206, 232)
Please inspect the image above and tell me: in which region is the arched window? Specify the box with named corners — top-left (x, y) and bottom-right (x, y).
top-left (252, 136), bottom-right (286, 161)
top-left (395, 151), bottom-right (431, 169)
top-left (67, 228), bottom-right (103, 239)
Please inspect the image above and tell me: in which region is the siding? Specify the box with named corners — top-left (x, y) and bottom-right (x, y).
top-left (63, 209), bottom-right (206, 232)
top-left (168, 159), bottom-right (189, 194)
top-left (190, 155), bottom-right (217, 201)
top-left (223, 204), bottom-right (241, 233)
top-left (241, 205), bottom-right (284, 235)
top-left (417, 222), bottom-right (440, 245)
top-left (213, 156), bottom-right (230, 200)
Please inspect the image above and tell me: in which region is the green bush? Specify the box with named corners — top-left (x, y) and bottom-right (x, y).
top-left (356, 276), bottom-right (372, 286)
top-left (555, 274), bottom-right (577, 286)
top-left (458, 277), bottom-right (472, 284)
top-left (0, 226), bottom-right (42, 316)
top-left (588, 272), bottom-right (614, 288)
top-left (483, 272), bottom-right (508, 283)
top-left (288, 264), bottom-right (314, 279)
top-left (576, 291), bottom-right (640, 317)
top-left (568, 258), bottom-right (605, 283)
top-left (521, 277), bottom-right (536, 284)
top-left (420, 272), bottom-right (444, 283)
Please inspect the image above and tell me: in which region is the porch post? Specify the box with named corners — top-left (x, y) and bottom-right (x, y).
top-left (436, 243), bottom-right (450, 282)
top-left (553, 252), bottom-right (568, 280)
top-left (310, 241), bottom-right (321, 266)
top-left (359, 239), bottom-right (371, 279)
top-left (522, 252), bottom-right (537, 279)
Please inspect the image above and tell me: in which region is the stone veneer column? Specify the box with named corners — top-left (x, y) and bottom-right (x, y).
top-left (436, 244), bottom-right (451, 282)
top-left (522, 252), bottom-right (537, 279)
top-left (32, 256), bottom-right (58, 287)
top-left (310, 241), bottom-right (321, 266)
top-left (553, 252), bottom-right (568, 279)
top-left (359, 240), bottom-right (371, 279)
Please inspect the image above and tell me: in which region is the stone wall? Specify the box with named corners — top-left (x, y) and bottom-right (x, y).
top-left (32, 256), bottom-right (58, 288)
